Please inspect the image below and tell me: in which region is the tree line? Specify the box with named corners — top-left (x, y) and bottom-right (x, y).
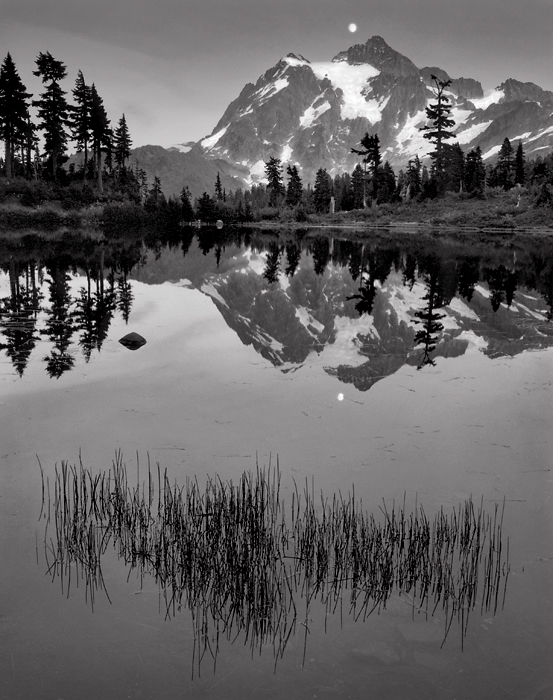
top-left (0, 51), bottom-right (138, 195)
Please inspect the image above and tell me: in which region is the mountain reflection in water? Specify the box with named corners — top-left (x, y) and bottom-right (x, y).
top-left (1, 227), bottom-right (552, 388)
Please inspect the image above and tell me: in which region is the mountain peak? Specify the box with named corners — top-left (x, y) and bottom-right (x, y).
top-left (332, 35), bottom-right (420, 78)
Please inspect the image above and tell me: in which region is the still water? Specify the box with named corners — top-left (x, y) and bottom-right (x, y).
top-left (0, 226), bottom-right (552, 699)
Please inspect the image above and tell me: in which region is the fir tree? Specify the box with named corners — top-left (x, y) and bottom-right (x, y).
top-left (180, 185), bottom-right (194, 221)
top-left (351, 164), bottom-right (365, 209)
top-left (515, 141), bottom-right (526, 185)
top-left (146, 176), bottom-right (165, 209)
top-left (378, 161), bottom-right (396, 203)
top-left (313, 167), bottom-right (332, 212)
top-left (214, 171), bottom-right (223, 200)
top-left (196, 192), bottom-right (216, 221)
top-left (264, 156), bottom-right (285, 206)
top-left (420, 75), bottom-right (455, 192)
top-left (351, 132), bottom-right (381, 205)
top-left (286, 164), bottom-right (303, 206)
top-left (406, 157), bottom-right (422, 199)
top-left (464, 146), bottom-right (486, 194)
top-left (495, 137), bottom-right (515, 190)
top-left (89, 84), bottom-right (110, 191)
top-left (0, 53), bottom-right (32, 179)
top-left (113, 114), bottom-right (132, 173)
top-left (442, 142), bottom-right (465, 192)
top-left (70, 70), bottom-right (92, 179)
top-left (33, 52), bottom-right (70, 179)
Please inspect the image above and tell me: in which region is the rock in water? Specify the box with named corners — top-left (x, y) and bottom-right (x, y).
top-left (119, 332), bottom-right (147, 350)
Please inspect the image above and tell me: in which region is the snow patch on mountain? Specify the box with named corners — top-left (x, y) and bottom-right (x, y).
top-left (309, 61), bottom-right (380, 120)
top-left (470, 89), bottom-right (505, 110)
top-left (300, 100), bottom-right (331, 128)
top-left (256, 77), bottom-right (289, 104)
top-left (455, 120), bottom-right (493, 145)
top-left (482, 144), bottom-right (501, 160)
top-left (201, 126), bottom-right (228, 151)
top-left (396, 109), bottom-right (429, 156)
top-left (511, 131), bottom-right (532, 141)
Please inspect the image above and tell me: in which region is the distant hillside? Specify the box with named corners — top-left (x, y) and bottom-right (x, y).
top-left (129, 145), bottom-right (248, 199)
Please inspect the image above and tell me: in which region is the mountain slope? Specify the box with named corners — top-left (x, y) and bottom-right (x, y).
top-left (191, 35), bottom-right (553, 185)
top-left (130, 145), bottom-right (247, 199)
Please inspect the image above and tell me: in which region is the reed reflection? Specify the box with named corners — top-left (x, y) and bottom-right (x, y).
top-left (39, 454), bottom-right (510, 674)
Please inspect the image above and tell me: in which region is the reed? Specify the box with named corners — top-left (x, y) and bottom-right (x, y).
top-left (39, 452), bottom-right (510, 673)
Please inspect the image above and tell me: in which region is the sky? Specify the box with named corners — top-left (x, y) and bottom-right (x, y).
top-left (1, 0), bottom-right (552, 150)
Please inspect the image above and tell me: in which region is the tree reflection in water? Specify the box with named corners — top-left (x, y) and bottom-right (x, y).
top-left (1, 227), bottom-right (553, 380)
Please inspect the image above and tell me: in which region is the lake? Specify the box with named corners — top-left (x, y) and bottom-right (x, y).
top-left (1, 225), bottom-right (552, 699)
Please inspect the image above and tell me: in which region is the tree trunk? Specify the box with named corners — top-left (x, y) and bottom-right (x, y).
top-left (5, 133), bottom-right (12, 179)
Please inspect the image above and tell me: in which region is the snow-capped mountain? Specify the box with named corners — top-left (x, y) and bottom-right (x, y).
top-left (191, 35), bottom-right (553, 185)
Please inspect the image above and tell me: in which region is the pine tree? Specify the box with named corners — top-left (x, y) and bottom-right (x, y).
top-left (113, 114), bottom-right (132, 173)
top-left (313, 168), bottom-right (332, 212)
top-left (286, 164), bottom-right (303, 206)
top-left (33, 52), bottom-right (70, 179)
top-left (495, 137), bottom-right (515, 190)
top-left (351, 164), bottom-right (365, 209)
top-left (351, 132), bottom-right (381, 205)
top-left (464, 146), bottom-right (485, 193)
top-left (420, 75), bottom-right (455, 192)
top-left (146, 176), bottom-right (165, 209)
top-left (264, 156), bottom-right (285, 207)
top-left (196, 192), bottom-right (216, 221)
top-left (0, 53), bottom-right (32, 179)
top-left (442, 142), bottom-right (465, 192)
top-left (406, 156), bottom-right (422, 199)
top-left (70, 70), bottom-right (92, 179)
top-left (89, 84), bottom-right (110, 191)
top-left (378, 161), bottom-right (396, 203)
top-left (214, 172), bottom-right (223, 200)
top-left (180, 186), bottom-right (194, 221)
top-left (515, 141), bottom-right (526, 185)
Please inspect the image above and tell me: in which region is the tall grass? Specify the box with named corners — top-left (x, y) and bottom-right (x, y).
top-left (39, 452), bottom-right (510, 674)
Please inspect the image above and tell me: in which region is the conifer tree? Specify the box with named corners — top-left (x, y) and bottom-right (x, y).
top-left (214, 172), bottom-right (223, 200)
top-left (313, 168), bottom-right (333, 212)
top-left (113, 114), bottom-right (132, 173)
top-left (464, 146), bottom-right (485, 193)
top-left (420, 75), bottom-right (455, 192)
top-left (89, 84), bottom-right (110, 191)
top-left (378, 161), bottom-right (396, 203)
top-left (264, 156), bottom-right (285, 206)
top-left (0, 53), bottom-right (32, 179)
top-left (33, 52), bottom-right (70, 179)
top-left (351, 163), bottom-right (365, 209)
top-left (70, 70), bottom-right (92, 179)
top-left (286, 164), bottom-right (303, 206)
top-left (351, 132), bottom-right (381, 205)
top-left (515, 141), bottom-right (526, 185)
top-left (180, 185), bottom-right (194, 221)
top-left (495, 137), bottom-right (515, 190)
top-left (406, 156), bottom-right (422, 199)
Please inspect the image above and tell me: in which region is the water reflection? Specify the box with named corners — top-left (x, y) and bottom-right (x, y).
top-left (1, 227), bottom-right (553, 384)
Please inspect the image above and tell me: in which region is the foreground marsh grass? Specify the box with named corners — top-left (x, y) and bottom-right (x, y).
top-left (38, 453), bottom-right (510, 674)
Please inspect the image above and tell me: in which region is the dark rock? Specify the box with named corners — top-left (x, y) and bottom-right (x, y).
top-left (119, 332), bottom-right (147, 351)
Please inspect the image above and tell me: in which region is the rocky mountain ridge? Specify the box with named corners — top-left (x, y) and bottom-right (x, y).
top-left (189, 35), bottom-right (553, 186)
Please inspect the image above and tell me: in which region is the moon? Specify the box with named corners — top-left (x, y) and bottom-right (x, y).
top-left (348, 23), bottom-right (357, 33)
top-left (337, 393), bottom-right (344, 401)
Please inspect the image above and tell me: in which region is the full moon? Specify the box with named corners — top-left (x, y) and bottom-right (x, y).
top-left (348, 23), bottom-right (357, 33)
